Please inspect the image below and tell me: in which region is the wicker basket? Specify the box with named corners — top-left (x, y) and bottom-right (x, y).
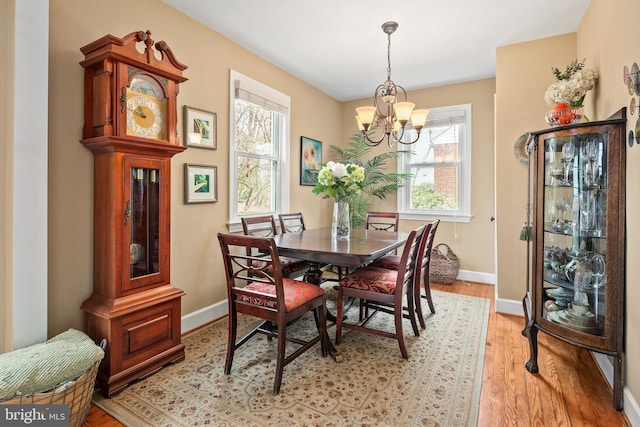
top-left (430, 243), bottom-right (459, 285)
top-left (0, 361), bottom-right (100, 427)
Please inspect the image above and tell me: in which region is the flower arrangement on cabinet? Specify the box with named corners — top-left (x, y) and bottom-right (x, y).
top-left (544, 59), bottom-right (599, 108)
top-left (312, 161), bottom-right (365, 201)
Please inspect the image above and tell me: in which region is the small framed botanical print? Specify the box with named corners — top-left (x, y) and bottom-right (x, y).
top-left (184, 163), bottom-right (218, 204)
top-left (184, 106), bottom-right (217, 149)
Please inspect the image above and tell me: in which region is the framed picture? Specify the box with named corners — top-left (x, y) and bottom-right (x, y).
top-left (300, 136), bottom-right (322, 186)
top-left (184, 164), bottom-right (218, 204)
top-left (183, 106), bottom-right (217, 149)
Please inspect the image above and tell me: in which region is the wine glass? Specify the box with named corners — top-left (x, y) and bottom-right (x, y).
top-left (562, 141), bottom-right (575, 185)
top-left (552, 197), bottom-right (571, 232)
top-left (591, 253), bottom-right (606, 288)
top-left (586, 139), bottom-right (599, 186)
top-left (580, 191), bottom-right (595, 231)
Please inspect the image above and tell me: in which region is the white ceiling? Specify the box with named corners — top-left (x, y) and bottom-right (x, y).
top-left (163, 0), bottom-right (591, 102)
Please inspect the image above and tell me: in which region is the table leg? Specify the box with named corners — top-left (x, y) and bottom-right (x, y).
top-left (305, 263), bottom-right (344, 363)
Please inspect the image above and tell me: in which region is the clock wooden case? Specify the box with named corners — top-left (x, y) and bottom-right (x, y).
top-left (79, 30), bottom-right (188, 397)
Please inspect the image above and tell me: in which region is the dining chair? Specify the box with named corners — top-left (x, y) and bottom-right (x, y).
top-left (241, 215), bottom-right (309, 278)
top-left (414, 220), bottom-right (440, 328)
top-left (365, 211), bottom-right (400, 258)
top-left (365, 211), bottom-right (400, 232)
top-left (217, 233), bottom-right (328, 395)
top-left (370, 220), bottom-right (440, 329)
top-left (335, 224), bottom-right (426, 359)
top-left (278, 212), bottom-right (306, 233)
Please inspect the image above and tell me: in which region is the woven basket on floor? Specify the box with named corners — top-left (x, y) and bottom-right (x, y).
top-left (430, 243), bottom-right (459, 285)
top-left (0, 361), bottom-right (100, 427)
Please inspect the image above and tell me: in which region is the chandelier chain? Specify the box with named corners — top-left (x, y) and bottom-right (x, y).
top-left (386, 32), bottom-right (392, 82)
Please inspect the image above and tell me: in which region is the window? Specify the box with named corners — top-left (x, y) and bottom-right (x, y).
top-left (397, 104), bottom-right (471, 222)
top-left (229, 70), bottom-right (290, 229)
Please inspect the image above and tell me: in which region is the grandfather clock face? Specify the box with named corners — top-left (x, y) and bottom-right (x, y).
top-left (126, 73), bottom-right (167, 140)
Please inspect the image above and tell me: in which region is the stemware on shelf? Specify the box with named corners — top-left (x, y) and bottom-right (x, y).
top-left (562, 141), bottom-right (575, 185)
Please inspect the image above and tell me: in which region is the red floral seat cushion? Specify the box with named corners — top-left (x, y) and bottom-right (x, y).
top-left (251, 256), bottom-right (309, 277)
top-left (339, 266), bottom-right (399, 294)
top-left (369, 254), bottom-right (401, 271)
top-left (241, 279), bottom-right (325, 312)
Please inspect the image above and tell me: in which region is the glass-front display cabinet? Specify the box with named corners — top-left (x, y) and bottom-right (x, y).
top-left (522, 108), bottom-right (626, 411)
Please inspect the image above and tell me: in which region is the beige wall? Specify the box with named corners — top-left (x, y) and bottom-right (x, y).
top-left (48, 0), bottom-right (343, 332)
top-left (580, 0), bottom-right (640, 410)
top-left (1, 0), bottom-right (14, 353)
top-left (496, 0), bottom-right (640, 409)
top-left (342, 79), bottom-right (497, 275)
top-left (495, 33), bottom-right (577, 302)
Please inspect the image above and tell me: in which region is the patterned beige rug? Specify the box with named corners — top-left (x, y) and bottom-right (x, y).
top-left (93, 288), bottom-right (489, 426)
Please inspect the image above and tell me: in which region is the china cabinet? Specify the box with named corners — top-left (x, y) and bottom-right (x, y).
top-left (79, 30), bottom-right (187, 397)
top-left (522, 108), bottom-right (626, 411)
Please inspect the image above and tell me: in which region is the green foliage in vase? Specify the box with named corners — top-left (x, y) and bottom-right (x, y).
top-left (327, 130), bottom-right (412, 228)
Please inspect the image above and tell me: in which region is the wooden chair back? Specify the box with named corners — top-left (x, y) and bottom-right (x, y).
top-left (413, 220), bottom-right (439, 326)
top-left (278, 212), bottom-right (306, 233)
top-left (241, 215), bottom-right (309, 279)
top-left (365, 211), bottom-right (399, 232)
top-left (241, 215), bottom-right (278, 238)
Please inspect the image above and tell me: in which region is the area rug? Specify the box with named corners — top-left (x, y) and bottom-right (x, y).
top-left (93, 288), bottom-right (490, 426)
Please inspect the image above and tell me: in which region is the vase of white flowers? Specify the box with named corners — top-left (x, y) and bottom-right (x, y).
top-left (544, 59), bottom-right (598, 125)
top-left (331, 198), bottom-right (351, 238)
top-left (544, 59), bottom-right (599, 107)
top-left (312, 161), bottom-right (365, 238)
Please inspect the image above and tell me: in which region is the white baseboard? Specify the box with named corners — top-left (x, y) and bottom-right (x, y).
top-left (495, 297), bottom-right (525, 316)
top-left (456, 269), bottom-right (495, 285)
top-left (181, 299), bottom-right (228, 334)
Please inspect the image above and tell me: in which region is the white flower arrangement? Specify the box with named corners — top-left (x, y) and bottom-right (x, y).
top-left (544, 59), bottom-right (599, 107)
top-left (312, 161), bottom-right (365, 200)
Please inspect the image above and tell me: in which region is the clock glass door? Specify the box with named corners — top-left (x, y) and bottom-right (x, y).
top-left (130, 167), bottom-right (160, 278)
top-left (123, 157), bottom-right (168, 292)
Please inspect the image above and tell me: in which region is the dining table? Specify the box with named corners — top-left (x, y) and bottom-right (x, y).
top-left (273, 227), bottom-right (409, 279)
top-left (273, 227), bottom-right (410, 362)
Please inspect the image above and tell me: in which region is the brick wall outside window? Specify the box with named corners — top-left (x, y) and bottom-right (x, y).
top-left (434, 143), bottom-right (458, 204)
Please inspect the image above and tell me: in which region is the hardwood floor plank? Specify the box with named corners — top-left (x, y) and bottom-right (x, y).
top-left (85, 280), bottom-right (631, 426)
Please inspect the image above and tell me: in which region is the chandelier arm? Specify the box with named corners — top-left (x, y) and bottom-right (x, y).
top-left (396, 128), bottom-right (422, 145)
top-left (386, 126), bottom-right (407, 147)
top-left (361, 129), bottom-right (388, 146)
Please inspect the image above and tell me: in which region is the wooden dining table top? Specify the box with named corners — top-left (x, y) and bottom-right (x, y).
top-left (272, 227), bottom-right (409, 267)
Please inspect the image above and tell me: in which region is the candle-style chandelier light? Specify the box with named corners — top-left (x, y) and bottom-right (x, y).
top-left (355, 21), bottom-right (429, 147)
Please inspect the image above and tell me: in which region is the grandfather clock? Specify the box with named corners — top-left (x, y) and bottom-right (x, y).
top-left (79, 30), bottom-right (187, 397)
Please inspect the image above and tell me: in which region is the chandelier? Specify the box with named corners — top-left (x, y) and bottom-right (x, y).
top-left (355, 21), bottom-right (429, 147)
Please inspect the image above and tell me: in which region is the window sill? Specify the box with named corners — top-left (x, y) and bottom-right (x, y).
top-left (399, 212), bottom-right (472, 223)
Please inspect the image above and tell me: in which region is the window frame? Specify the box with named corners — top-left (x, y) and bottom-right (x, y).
top-left (228, 70), bottom-right (291, 232)
top-left (397, 103), bottom-right (472, 223)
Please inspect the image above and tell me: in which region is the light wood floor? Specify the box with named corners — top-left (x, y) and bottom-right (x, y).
top-left (83, 280), bottom-right (631, 426)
